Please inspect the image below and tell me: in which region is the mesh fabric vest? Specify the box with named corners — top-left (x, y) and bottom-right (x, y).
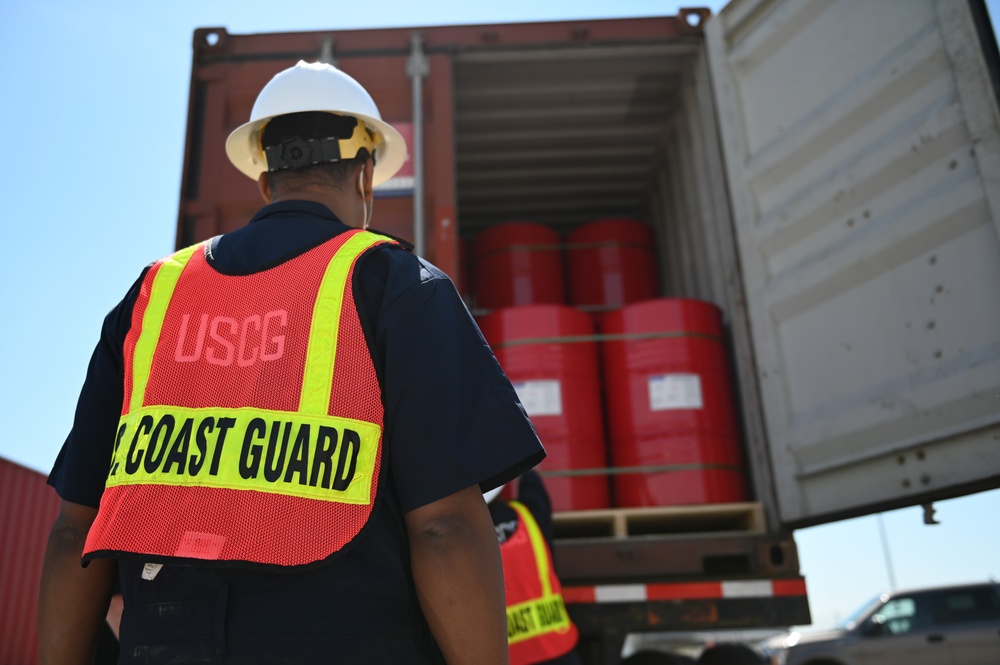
top-left (84, 229), bottom-right (395, 569)
top-left (503, 501), bottom-right (579, 664)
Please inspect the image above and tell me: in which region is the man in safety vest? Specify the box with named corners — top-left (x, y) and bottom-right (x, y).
top-left (488, 470), bottom-right (582, 665)
top-left (39, 61), bottom-right (545, 665)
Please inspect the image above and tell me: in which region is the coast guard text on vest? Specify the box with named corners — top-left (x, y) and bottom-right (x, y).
top-left (107, 409), bottom-right (377, 503)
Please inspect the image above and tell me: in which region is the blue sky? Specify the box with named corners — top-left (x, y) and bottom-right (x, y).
top-left (2, 0), bottom-right (998, 634)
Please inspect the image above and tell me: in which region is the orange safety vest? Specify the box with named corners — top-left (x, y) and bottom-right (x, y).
top-left (84, 229), bottom-right (396, 569)
top-left (502, 501), bottom-right (579, 665)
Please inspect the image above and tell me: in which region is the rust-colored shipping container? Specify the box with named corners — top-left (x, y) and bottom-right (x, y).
top-left (177, 14), bottom-right (711, 277)
top-left (176, 14), bottom-right (812, 658)
top-left (0, 458), bottom-right (59, 665)
top-left (176, 1), bottom-right (1000, 660)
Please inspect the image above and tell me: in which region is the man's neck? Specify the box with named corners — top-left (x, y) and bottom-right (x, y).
top-left (270, 186), bottom-right (359, 228)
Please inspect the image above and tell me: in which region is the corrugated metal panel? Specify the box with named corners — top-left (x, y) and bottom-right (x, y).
top-left (0, 458), bottom-right (59, 665)
top-left (454, 42), bottom-right (695, 231)
top-left (707, 0), bottom-right (1000, 526)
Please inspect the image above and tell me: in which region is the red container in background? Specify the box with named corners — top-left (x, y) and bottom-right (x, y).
top-left (472, 223), bottom-right (565, 311)
top-left (479, 305), bottom-right (609, 511)
top-left (601, 299), bottom-right (747, 507)
top-left (1, 458), bottom-right (60, 665)
top-left (566, 218), bottom-right (659, 321)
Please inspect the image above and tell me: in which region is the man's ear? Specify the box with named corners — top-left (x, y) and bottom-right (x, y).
top-left (360, 159), bottom-right (374, 201)
top-left (257, 172), bottom-right (272, 204)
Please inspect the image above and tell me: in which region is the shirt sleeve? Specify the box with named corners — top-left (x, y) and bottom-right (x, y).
top-left (48, 272), bottom-right (147, 507)
top-left (366, 251), bottom-right (546, 513)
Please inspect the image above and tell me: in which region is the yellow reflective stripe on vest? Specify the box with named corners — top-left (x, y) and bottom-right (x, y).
top-left (129, 243), bottom-right (204, 414)
top-left (105, 405), bottom-right (378, 503)
top-left (506, 501), bottom-right (571, 644)
top-left (300, 231), bottom-right (385, 415)
top-left (116, 231), bottom-right (389, 504)
top-left (510, 501), bottom-right (553, 595)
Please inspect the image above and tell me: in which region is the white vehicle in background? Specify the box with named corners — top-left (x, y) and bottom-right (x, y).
top-left (760, 581), bottom-right (1000, 665)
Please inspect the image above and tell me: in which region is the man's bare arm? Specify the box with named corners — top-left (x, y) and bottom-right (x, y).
top-left (38, 500), bottom-right (117, 665)
top-left (406, 484), bottom-right (509, 665)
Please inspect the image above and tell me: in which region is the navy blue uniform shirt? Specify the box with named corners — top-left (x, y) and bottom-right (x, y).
top-left (49, 200), bottom-right (545, 664)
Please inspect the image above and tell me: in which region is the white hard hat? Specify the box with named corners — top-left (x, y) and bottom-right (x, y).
top-left (483, 485), bottom-right (505, 504)
top-left (226, 61), bottom-right (407, 186)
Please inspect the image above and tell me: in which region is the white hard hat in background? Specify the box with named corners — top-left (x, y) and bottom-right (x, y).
top-left (226, 61), bottom-right (407, 186)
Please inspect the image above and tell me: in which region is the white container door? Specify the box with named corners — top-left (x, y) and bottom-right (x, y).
top-left (706, 0), bottom-right (1000, 526)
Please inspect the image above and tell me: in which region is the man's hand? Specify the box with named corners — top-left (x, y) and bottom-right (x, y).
top-left (406, 484), bottom-right (509, 665)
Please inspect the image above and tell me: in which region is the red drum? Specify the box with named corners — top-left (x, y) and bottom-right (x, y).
top-left (471, 223), bottom-right (565, 311)
top-left (566, 218), bottom-right (658, 322)
top-left (478, 305), bottom-right (610, 511)
top-left (601, 299), bottom-right (747, 507)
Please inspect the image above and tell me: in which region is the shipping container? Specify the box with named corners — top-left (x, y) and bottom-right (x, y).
top-left (0, 458), bottom-right (60, 665)
top-left (176, 0), bottom-right (1000, 661)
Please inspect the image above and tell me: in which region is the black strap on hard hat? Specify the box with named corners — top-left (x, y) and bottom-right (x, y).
top-left (265, 136), bottom-right (343, 172)
top-left (263, 113), bottom-right (377, 172)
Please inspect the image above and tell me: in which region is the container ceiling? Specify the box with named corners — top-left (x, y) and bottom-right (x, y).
top-left (454, 43), bottom-right (690, 233)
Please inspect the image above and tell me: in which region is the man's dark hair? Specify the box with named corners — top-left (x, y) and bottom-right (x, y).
top-left (261, 111), bottom-right (371, 193)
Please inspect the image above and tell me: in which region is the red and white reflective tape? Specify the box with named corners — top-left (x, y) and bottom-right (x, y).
top-left (562, 579), bottom-right (807, 604)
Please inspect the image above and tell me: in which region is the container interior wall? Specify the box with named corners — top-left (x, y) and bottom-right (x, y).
top-left (454, 41), bottom-right (692, 236)
top-left (453, 40), bottom-right (777, 525)
top-left (653, 50), bottom-right (781, 528)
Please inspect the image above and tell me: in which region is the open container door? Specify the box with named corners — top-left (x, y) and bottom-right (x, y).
top-left (705, 0), bottom-right (1000, 527)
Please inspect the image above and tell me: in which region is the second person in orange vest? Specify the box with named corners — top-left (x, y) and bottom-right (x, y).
top-left (488, 469), bottom-right (583, 665)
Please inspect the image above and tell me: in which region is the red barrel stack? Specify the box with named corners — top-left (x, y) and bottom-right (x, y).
top-left (471, 219), bottom-right (747, 510)
top-left (600, 298), bottom-right (746, 507)
top-left (478, 304), bottom-right (610, 511)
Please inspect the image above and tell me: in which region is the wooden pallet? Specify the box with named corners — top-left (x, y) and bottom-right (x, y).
top-left (551, 502), bottom-right (765, 540)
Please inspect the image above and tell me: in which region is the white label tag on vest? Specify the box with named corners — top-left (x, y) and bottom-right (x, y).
top-left (648, 373), bottom-right (703, 411)
top-left (512, 380), bottom-right (563, 416)
top-left (141, 563), bottom-right (163, 580)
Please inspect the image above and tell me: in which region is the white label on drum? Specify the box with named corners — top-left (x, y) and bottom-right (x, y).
top-left (648, 373), bottom-right (703, 411)
top-left (513, 380), bottom-right (563, 416)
